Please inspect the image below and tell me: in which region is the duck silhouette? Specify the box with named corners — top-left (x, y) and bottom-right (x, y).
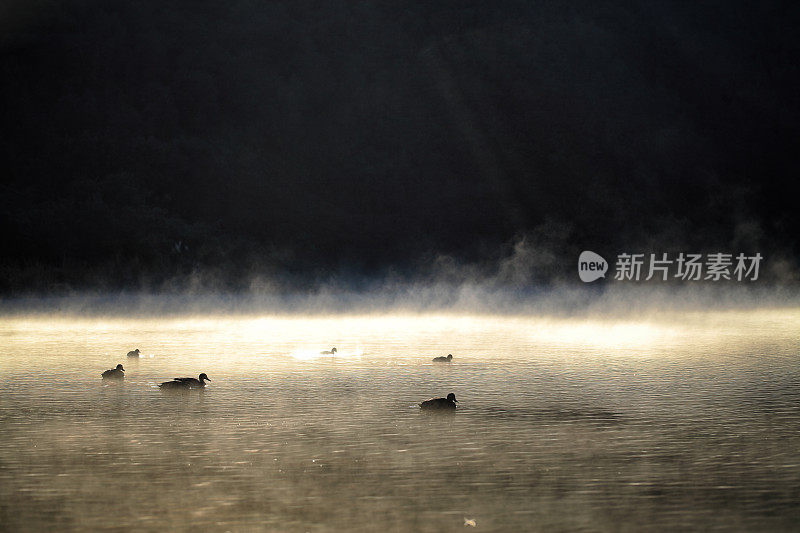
top-left (320, 347), bottom-right (338, 355)
top-left (127, 349), bottom-right (140, 358)
top-left (101, 364), bottom-right (125, 380)
top-left (159, 373), bottom-right (210, 390)
top-left (432, 354), bottom-right (453, 362)
top-left (419, 393), bottom-right (458, 410)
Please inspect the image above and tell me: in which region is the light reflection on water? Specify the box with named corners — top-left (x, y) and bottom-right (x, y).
top-left (1, 311), bottom-right (800, 531)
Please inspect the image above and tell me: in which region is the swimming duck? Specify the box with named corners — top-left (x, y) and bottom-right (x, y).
top-left (101, 364), bottom-right (125, 380)
top-left (419, 393), bottom-right (458, 410)
top-left (432, 354), bottom-right (453, 362)
top-left (159, 373), bottom-right (211, 390)
top-left (127, 349), bottom-right (140, 358)
top-left (320, 347), bottom-right (338, 355)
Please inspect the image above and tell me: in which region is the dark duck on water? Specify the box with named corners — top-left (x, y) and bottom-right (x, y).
top-left (159, 373), bottom-right (211, 390)
top-left (101, 364), bottom-right (125, 380)
top-left (419, 393), bottom-right (458, 411)
top-left (432, 354), bottom-right (453, 362)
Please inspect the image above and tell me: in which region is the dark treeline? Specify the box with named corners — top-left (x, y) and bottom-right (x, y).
top-left (2, 1), bottom-right (799, 293)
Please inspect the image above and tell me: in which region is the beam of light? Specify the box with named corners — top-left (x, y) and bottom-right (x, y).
top-left (1, 309), bottom-right (798, 374)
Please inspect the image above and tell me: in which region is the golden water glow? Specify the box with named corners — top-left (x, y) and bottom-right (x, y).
top-left (2, 307), bottom-right (800, 531)
top-left (2, 308), bottom-right (798, 365)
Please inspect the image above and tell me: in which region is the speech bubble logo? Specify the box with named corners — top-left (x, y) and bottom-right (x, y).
top-left (578, 251), bottom-right (608, 282)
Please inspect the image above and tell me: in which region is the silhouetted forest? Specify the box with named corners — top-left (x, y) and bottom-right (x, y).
top-left (2, 1), bottom-right (799, 293)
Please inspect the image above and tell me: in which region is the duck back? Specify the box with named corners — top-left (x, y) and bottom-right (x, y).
top-left (419, 398), bottom-right (456, 410)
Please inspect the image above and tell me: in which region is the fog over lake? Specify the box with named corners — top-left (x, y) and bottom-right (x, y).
top-left (4, 1), bottom-right (800, 530)
top-left (2, 309), bottom-right (799, 531)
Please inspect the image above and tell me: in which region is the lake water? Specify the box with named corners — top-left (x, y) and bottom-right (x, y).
top-left (1, 310), bottom-right (800, 531)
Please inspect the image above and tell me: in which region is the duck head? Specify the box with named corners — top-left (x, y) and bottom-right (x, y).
top-left (447, 354), bottom-right (453, 360)
top-left (116, 364), bottom-right (125, 371)
top-left (446, 393), bottom-right (458, 403)
top-left (199, 373), bottom-right (210, 382)
top-left (331, 347), bottom-right (338, 354)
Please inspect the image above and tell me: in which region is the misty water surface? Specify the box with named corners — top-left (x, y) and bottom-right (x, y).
top-left (1, 310), bottom-right (800, 531)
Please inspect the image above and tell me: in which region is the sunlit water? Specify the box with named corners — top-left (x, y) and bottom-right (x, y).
top-left (1, 310), bottom-right (800, 531)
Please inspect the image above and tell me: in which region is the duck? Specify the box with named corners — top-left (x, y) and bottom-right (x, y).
top-left (419, 393), bottom-right (458, 410)
top-left (432, 354), bottom-right (453, 362)
top-left (101, 364), bottom-right (125, 380)
top-left (159, 373), bottom-right (211, 390)
top-left (320, 347), bottom-right (338, 355)
top-left (127, 349), bottom-right (140, 358)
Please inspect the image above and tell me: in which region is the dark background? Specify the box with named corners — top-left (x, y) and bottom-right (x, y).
top-left (2, 1), bottom-right (798, 293)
